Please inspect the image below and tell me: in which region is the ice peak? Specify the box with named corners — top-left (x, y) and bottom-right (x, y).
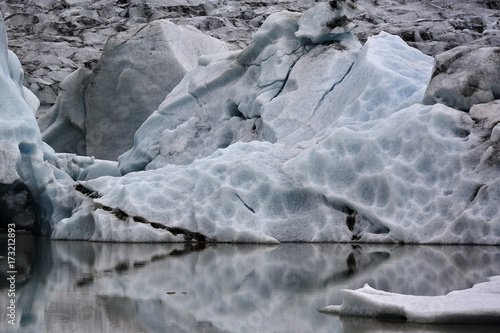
top-left (295, 0), bottom-right (362, 43)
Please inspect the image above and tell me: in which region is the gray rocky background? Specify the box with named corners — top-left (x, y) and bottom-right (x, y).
top-left (2, 0), bottom-right (500, 111)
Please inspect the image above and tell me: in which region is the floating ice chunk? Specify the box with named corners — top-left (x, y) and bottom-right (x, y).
top-left (320, 276), bottom-right (500, 324)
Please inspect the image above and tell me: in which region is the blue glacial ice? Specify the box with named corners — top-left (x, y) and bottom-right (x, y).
top-left (0, 14), bottom-right (119, 234)
top-left (0, 14), bottom-right (78, 235)
top-left (2, 2), bottom-right (500, 244)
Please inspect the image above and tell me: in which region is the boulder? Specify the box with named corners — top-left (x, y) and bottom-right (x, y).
top-left (84, 19), bottom-right (228, 160)
top-left (423, 45), bottom-right (500, 111)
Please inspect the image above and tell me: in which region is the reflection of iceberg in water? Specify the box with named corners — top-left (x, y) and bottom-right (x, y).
top-left (2, 236), bottom-right (500, 332)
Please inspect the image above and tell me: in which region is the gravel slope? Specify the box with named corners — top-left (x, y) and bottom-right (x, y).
top-left (1, 0), bottom-right (499, 109)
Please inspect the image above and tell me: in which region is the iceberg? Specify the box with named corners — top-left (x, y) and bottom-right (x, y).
top-left (0, 13), bottom-right (120, 233)
top-left (2, 1), bottom-right (500, 330)
top-left (320, 276), bottom-right (500, 324)
top-left (1, 1), bottom-right (500, 244)
top-left (51, 3), bottom-right (433, 243)
top-left (0, 14), bottom-right (78, 234)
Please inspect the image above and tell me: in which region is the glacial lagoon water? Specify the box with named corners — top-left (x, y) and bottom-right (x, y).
top-left (1, 231), bottom-right (500, 332)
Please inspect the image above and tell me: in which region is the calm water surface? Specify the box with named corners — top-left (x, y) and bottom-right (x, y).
top-left (1, 231), bottom-right (500, 332)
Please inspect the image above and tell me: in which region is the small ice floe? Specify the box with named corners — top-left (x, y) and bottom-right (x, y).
top-left (319, 276), bottom-right (500, 324)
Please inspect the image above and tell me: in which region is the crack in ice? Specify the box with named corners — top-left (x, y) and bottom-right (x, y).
top-left (312, 60), bottom-right (355, 118)
top-left (75, 183), bottom-right (210, 242)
